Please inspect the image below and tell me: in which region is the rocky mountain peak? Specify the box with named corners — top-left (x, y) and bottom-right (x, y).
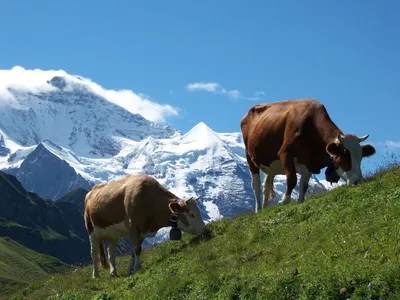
top-left (47, 76), bottom-right (68, 90)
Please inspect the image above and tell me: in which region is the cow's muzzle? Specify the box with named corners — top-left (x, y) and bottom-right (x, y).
top-left (325, 166), bottom-right (340, 184)
top-left (169, 227), bottom-right (182, 240)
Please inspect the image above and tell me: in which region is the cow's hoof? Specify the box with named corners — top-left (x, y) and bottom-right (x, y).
top-left (278, 201), bottom-right (290, 206)
top-left (110, 270), bottom-right (117, 277)
top-left (127, 268), bottom-right (136, 277)
top-left (278, 196), bottom-right (291, 205)
top-left (134, 264), bottom-right (142, 272)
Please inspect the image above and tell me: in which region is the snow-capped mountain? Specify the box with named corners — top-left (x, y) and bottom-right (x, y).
top-left (0, 120), bottom-right (336, 218)
top-left (0, 66), bottom-right (342, 248)
top-left (0, 75), bottom-right (178, 157)
top-left (6, 141), bottom-right (93, 200)
top-left (125, 122), bottom-right (254, 219)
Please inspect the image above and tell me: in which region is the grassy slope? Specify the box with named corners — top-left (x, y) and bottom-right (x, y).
top-left (10, 166), bottom-right (400, 300)
top-left (0, 237), bottom-right (70, 298)
top-left (0, 171), bottom-right (91, 265)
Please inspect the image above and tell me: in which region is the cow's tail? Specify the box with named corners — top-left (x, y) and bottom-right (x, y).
top-left (84, 207), bottom-right (109, 269)
top-left (84, 208), bottom-right (94, 235)
top-left (99, 241), bottom-right (109, 269)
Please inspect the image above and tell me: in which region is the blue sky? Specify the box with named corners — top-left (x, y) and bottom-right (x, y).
top-left (0, 0), bottom-right (399, 170)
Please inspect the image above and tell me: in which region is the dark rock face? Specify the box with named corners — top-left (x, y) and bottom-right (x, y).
top-left (0, 171), bottom-right (90, 264)
top-left (47, 76), bottom-right (68, 90)
top-left (57, 188), bottom-right (89, 214)
top-left (0, 134), bottom-right (10, 156)
top-left (7, 143), bottom-right (93, 200)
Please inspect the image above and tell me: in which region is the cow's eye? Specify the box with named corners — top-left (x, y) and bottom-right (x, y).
top-left (189, 213), bottom-right (196, 219)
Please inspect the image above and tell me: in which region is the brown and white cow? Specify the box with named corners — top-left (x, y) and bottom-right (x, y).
top-left (84, 174), bottom-right (206, 278)
top-left (240, 98), bottom-right (376, 212)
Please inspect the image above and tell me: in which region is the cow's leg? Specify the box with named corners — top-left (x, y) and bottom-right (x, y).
top-left (298, 172), bottom-right (312, 203)
top-left (127, 252), bottom-right (134, 276)
top-left (124, 219), bottom-right (135, 276)
top-left (126, 224), bottom-right (144, 276)
top-left (133, 240), bottom-right (144, 271)
top-left (107, 239), bottom-right (118, 277)
top-left (262, 174), bottom-right (275, 208)
top-left (251, 173), bottom-right (262, 212)
top-left (246, 153), bottom-right (262, 213)
top-left (89, 235), bottom-right (100, 278)
top-left (278, 150), bottom-right (297, 205)
top-left (127, 240), bottom-right (144, 276)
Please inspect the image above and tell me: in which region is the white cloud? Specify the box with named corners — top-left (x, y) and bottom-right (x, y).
top-left (0, 66), bottom-right (179, 124)
top-left (244, 97), bottom-right (262, 101)
top-left (374, 140), bottom-right (400, 151)
top-left (244, 91), bottom-right (266, 101)
top-left (383, 140), bottom-right (400, 149)
top-left (186, 82), bottom-right (241, 99)
top-left (186, 82), bottom-right (219, 93)
top-left (223, 89), bottom-right (241, 99)
top-left (186, 82), bottom-right (265, 102)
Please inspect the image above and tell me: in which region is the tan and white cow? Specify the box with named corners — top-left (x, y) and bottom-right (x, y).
top-left (240, 98), bottom-right (376, 212)
top-left (84, 174), bottom-right (206, 278)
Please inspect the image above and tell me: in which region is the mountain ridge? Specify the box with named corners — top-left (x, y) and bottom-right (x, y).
top-left (0, 68), bottom-right (342, 249)
top-left (0, 170), bottom-right (90, 265)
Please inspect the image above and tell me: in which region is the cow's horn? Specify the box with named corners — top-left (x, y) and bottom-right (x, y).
top-left (357, 134), bottom-right (369, 142)
top-left (337, 134), bottom-right (345, 143)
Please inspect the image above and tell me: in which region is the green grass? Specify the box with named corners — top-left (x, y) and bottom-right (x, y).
top-left (0, 237), bottom-right (70, 298)
top-left (0, 220), bottom-right (27, 229)
top-left (9, 166), bottom-right (400, 300)
top-left (40, 226), bottom-right (68, 240)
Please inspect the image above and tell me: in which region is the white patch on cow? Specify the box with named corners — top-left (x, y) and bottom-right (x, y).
top-left (173, 199), bottom-right (206, 235)
top-left (335, 135), bottom-right (364, 185)
top-left (259, 159), bottom-right (309, 176)
top-left (91, 222), bottom-right (128, 240)
top-left (262, 173), bottom-right (275, 208)
top-left (107, 240), bottom-right (117, 276)
top-left (258, 159), bottom-right (312, 206)
top-left (89, 235), bottom-right (100, 278)
top-left (260, 160), bottom-right (284, 175)
top-left (278, 194), bottom-right (292, 205)
top-left (91, 222), bottom-right (159, 241)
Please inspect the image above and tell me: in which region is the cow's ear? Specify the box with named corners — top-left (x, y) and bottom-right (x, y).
top-left (188, 196), bottom-right (200, 202)
top-left (326, 142), bottom-right (341, 156)
top-left (169, 202), bottom-right (183, 214)
top-left (362, 144), bottom-right (376, 157)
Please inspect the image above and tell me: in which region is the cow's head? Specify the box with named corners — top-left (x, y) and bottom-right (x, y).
top-left (169, 197), bottom-right (206, 235)
top-left (326, 134), bottom-right (376, 185)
